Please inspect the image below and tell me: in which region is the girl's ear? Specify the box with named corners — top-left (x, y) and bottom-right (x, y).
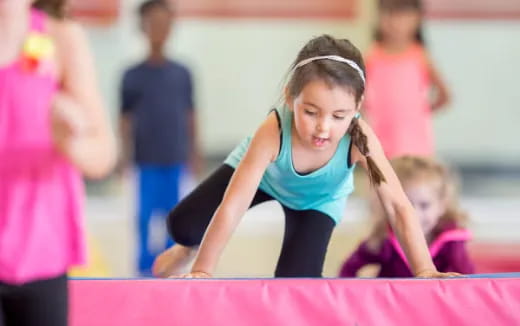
top-left (356, 95), bottom-right (365, 111)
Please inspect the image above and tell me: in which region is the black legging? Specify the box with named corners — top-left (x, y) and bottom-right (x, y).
top-left (0, 274), bottom-right (68, 326)
top-left (167, 165), bottom-right (335, 277)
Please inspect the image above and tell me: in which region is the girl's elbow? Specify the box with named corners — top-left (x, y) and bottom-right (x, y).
top-left (84, 141), bottom-right (117, 179)
top-left (83, 156), bottom-right (115, 180)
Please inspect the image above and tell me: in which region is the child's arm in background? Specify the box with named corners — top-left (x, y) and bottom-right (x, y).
top-left (185, 70), bottom-right (204, 178)
top-left (51, 21), bottom-right (116, 179)
top-left (116, 113), bottom-right (133, 175)
top-left (441, 241), bottom-right (475, 274)
top-left (427, 56), bottom-right (451, 112)
top-left (188, 109), bottom-right (203, 177)
top-left (183, 113), bottom-right (281, 278)
top-left (351, 119), bottom-right (459, 278)
top-left (116, 69), bottom-right (136, 175)
top-left (339, 239), bottom-right (383, 277)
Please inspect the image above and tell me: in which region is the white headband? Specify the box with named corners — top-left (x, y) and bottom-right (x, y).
top-left (291, 55), bottom-right (365, 84)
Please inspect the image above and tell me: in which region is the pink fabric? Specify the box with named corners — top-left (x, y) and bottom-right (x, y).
top-left (70, 278), bottom-right (520, 326)
top-left (364, 43), bottom-right (433, 158)
top-left (389, 229), bottom-right (473, 268)
top-left (0, 9), bottom-right (86, 285)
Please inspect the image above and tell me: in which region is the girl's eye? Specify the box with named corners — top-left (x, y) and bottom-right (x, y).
top-left (333, 115), bottom-right (346, 120)
top-left (304, 110), bottom-right (317, 116)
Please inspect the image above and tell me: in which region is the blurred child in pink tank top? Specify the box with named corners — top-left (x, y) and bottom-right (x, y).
top-left (0, 1), bottom-right (115, 325)
top-left (364, 0), bottom-right (451, 158)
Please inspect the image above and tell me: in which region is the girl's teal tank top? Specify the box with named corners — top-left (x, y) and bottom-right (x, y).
top-left (224, 106), bottom-right (356, 224)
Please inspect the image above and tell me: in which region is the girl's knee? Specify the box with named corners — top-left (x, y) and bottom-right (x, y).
top-left (166, 208), bottom-right (201, 246)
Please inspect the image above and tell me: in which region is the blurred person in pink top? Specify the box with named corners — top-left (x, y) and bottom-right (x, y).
top-left (0, 0), bottom-right (115, 325)
top-left (363, 0), bottom-right (451, 158)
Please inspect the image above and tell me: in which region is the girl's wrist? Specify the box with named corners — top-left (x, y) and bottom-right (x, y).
top-left (413, 265), bottom-right (437, 276)
top-left (190, 270), bottom-right (212, 277)
top-left (191, 260), bottom-right (214, 276)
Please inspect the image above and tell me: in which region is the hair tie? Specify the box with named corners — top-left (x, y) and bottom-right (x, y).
top-left (291, 55), bottom-right (365, 84)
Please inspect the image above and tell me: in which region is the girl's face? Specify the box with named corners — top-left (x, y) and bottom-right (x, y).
top-left (403, 178), bottom-right (446, 236)
top-left (288, 79), bottom-right (358, 151)
top-left (379, 8), bottom-right (421, 45)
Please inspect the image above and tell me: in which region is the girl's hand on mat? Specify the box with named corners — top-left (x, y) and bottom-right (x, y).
top-left (416, 269), bottom-right (461, 278)
top-left (173, 271), bottom-right (212, 279)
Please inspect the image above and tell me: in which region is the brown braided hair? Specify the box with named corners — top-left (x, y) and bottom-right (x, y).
top-left (286, 35), bottom-right (386, 185)
top-left (347, 116), bottom-right (386, 185)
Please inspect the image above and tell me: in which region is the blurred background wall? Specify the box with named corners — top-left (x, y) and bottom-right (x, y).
top-left (84, 0), bottom-right (519, 167)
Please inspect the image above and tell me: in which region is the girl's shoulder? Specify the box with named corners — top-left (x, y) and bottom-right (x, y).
top-left (250, 110), bottom-right (282, 163)
top-left (364, 43), bottom-right (383, 62)
top-left (409, 43), bottom-right (430, 65)
top-left (431, 225), bottom-right (473, 254)
top-left (46, 17), bottom-right (89, 82)
top-left (365, 42), bottom-right (428, 64)
top-left (47, 17), bottom-right (85, 47)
